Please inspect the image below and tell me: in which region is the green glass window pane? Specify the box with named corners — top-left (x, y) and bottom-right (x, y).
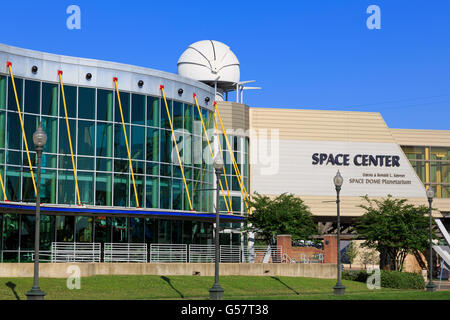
top-left (232, 196), bottom-right (241, 213)
top-left (41, 116), bottom-right (58, 155)
top-left (193, 106), bottom-right (201, 136)
top-left (402, 146), bottom-right (426, 160)
top-left (145, 218), bottom-right (158, 243)
top-left (146, 177), bottom-right (159, 208)
top-left (60, 85), bottom-right (77, 118)
top-left (40, 215), bottom-right (55, 250)
top-left (7, 76), bottom-right (22, 111)
top-left (24, 80), bottom-right (40, 114)
top-left (131, 94), bottom-right (145, 125)
top-left (173, 165), bottom-right (182, 179)
top-left (130, 217), bottom-right (144, 243)
top-left (78, 87), bottom-right (95, 120)
top-left (0, 111), bottom-right (5, 149)
top-left (97, 89), bottom-right (113, 121)
top-left (158, 220), bottom-right (171, 244)
top-left (57, 171), bottom-right (75, 204)
top-left (6, 150), bottom-right (21, 165)
top-left (78, 171), bottom-right (94, 205)
top-left (96, 173), bottom-right (112, 206)
top-left (146, 127), bottom-right (159, 162)
top-left (77, 156), bottom-right (94, 171)
top-left (130, 175), bottom-right (144, 207)
top-left (24, 114), bottom-right (39, 152)
top-left (96, 157), bottom-right (112, 172)
top-left (96, 122), bottom-right (113, 158)
top-left (161, 163), bottom-right (171, 177)
top-left (76, 216), bottom-right (93, 242)
top-left (115, 91), bottom-right (130, 123)
top-left (131, 160), bottom-right (144, 174)
top-left (160, 129), bottom-right (172, 163)
top-left (59, 155), bottom-right (73, 169)
top-left (22, 171), bottom-right (36, 202)
top-left (193, 136), bottom-right (202, 168)
top-left (431, 147), bottom-right (450, 161)
top-left (114, 173), bottom-right (129, 207)
top-left (184, 180), bottom-right (192, 211)
top-left (114, 159), bottom-right (128, 173)
top-left (184, 104), bottom-right (192, 133)
top-left (0, 76), bottom-right (6, 110)
top-left (20, 215), bottom-right (35, 250)
top-left (147, 96), bottom-right (160, 127)
top-left (40, 169), bottom-right (57, 204)
top-left (173, 101), bottom-right (183, 130)
top-left (42, 82), bottom-right (58, 116)
top-left (184, 134), bottom-right (192, 166)
top-left (78, 120), bottom-right (95, 156)
top-left (7, 112), bottom-right (22, 150)
top-left (114, 123), bottom-right (129, 159)
top-left (161, 99), bottom-right (172, 130)
top-left (56, 216), bottom-right (74, 242)
top-left (160, 178), bottom-right (171, 209)
top-left (59, 118), bottom-right (76, 154)
top-left (41, 154), bottom-right (57, 169)
top-left (131, 125), bottom-right (145, 160)
top-left (112, 217), bottom-right (128, 243)
top-left (146, 162), bottom-right (159, 176)
top-left (172, 220), bottom-right (182, 244)
top-left (3, 213), bottom-right (19, 250)
top-left (95, 217), bottom-right (112, 243)
top-left (410, 161), bottom-right (426, 182)
top-left (172, 179), bottom-right (182, 210)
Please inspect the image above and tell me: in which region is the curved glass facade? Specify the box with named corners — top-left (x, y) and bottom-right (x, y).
top-left (0, 74), bottom-right (214, 211)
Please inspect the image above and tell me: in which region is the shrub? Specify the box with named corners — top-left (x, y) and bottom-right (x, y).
top-left (343, 269), bottom-right (425, 289)
top-left (342, 270), bottom-right (368, 282)
top-left (380, 271), bottom-right (425, 290)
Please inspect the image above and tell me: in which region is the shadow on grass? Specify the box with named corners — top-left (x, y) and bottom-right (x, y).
top-left (161, 276), bottom-right (184, 298)
top-left (270, 276), bottom-right (299, 295)
top-left (5, 281), bottom-right (20, 300)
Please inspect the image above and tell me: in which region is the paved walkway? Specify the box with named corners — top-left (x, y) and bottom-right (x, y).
top-left (436, 280), bottom-right (450, 290)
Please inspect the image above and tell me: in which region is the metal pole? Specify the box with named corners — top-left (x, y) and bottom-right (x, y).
top-left (333, 186), bottom-right (345, 295)
top-left (426, 197), bottom-right (436, 292)
top-left (209, 168), bottom-right (224, 300)
top-left (26, 147), bottom-right (45, 300)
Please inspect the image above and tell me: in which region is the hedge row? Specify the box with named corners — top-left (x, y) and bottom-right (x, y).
top-left (342, 270), bottom-right (425, 289)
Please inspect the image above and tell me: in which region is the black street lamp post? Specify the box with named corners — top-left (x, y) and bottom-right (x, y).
top-left (333, 170), bottom-right (346, 295)
top-left (426, 187), bottom-right (436, 292)
top-left (209, 154), bottom-right (225, 300)
top-left (26, 125), bottom-right (47, 300)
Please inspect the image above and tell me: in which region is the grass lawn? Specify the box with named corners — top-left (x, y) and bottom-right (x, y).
top-left (0, 275), bottom-right (448, 300)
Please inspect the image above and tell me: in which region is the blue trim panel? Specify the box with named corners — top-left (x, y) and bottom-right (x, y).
top-left (0, 203), bottom-right (245, 221)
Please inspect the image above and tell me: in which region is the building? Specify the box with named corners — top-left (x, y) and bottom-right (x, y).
top-left (0, 41), bottom-right (448, 263)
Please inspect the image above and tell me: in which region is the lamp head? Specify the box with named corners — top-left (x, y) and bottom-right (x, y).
top-left (33, 125), bottom-right (47, 150)
top-left (334, 170), bottom-right (343, 188)
top-left (213, 153), bottom-right (224, 171)
top-left (426, 187), bottom-right (434, 200)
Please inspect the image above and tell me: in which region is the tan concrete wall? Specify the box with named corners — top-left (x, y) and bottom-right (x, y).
top-left (391, 128), bottom-right (450, 147)
top-left (216, 102), bottom-right (249, 132)
top-left (0, 263), bottom-right (337, 279)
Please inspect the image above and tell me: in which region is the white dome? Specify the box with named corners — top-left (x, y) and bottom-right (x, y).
top-left (177, 40), bottom-right (240, 87)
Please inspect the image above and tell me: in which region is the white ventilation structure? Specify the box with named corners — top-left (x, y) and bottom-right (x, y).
top-left (178, 40), bottom-right (259, 102)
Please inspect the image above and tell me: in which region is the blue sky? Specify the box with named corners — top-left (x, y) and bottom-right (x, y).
top-left (2, 1), bottom-right (450, 130)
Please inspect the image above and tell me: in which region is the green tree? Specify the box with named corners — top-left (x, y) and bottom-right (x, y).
top-left (356, 195), bottom-right (431, 271)
top-left (246, 193), bottom-right (317, 242)
top-left (344, 241), bottom-right (359, 269)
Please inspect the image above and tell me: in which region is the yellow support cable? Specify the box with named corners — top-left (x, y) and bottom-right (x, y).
top-left (160, 85), bottom-right (194, 211)
top-left (0, 171), bottom-right (7, 201)
top-left (214, 102), bottom-right (252, 214)
top-left (113, 78), bottom-right (140, 207)
top-left (7, 62), bottom-right (37, 196)
top-left (193, 94), bottom-right (232, 213)
top-left (212, 113), bottom-right (233, 212)
top-left (58, 71), bottom-right (82, 206)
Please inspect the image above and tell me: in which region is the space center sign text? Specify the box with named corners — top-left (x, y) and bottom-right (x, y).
top-left (312, 153), bottom-right (400, 167)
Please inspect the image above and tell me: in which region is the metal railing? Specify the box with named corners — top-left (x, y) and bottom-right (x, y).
top-left (189, 244), bottom-right (215, 263)
top-left (150, 244), bottom-right (187, 263)
top-left (104, 243), bottom-right (147, 263)
top-left (298, 253), bottom-right (324, 264)
top-left (220, 245), bottom-right (241, 263)
top-left (242, 246), bottom-right (283, 263)
top-left (51, 242), bottom-right (101, 263)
